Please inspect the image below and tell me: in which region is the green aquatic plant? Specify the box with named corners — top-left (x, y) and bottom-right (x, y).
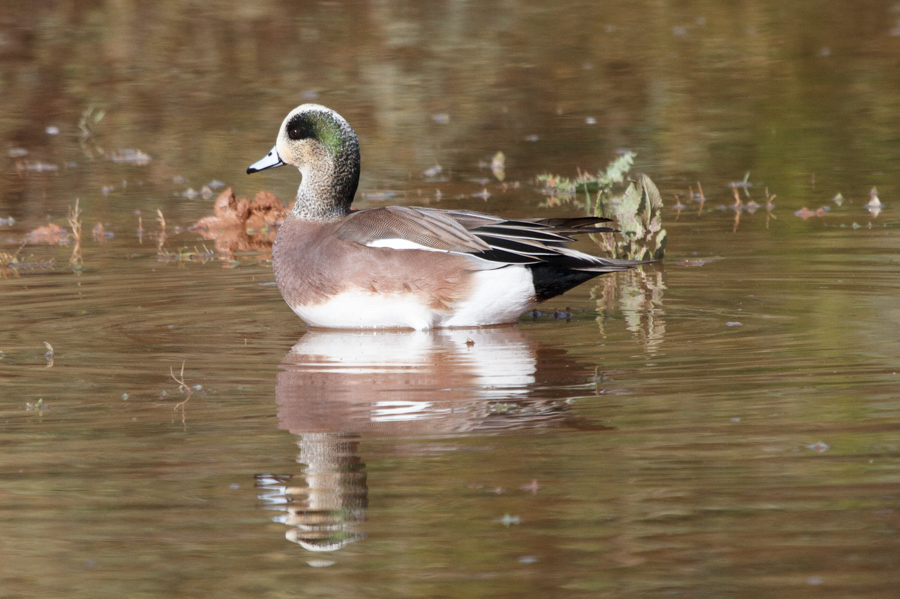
top-left (595, 174), bottom-right (666, 262)
top-left (537, 152), bottom-right (635, 207)
top-left (537, 152), bottom-right (665, 261)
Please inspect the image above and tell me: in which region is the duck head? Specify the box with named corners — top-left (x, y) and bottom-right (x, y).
top-left (248, 104), bottom-right (361, 221)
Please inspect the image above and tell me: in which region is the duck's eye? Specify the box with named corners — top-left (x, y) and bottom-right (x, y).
top-left (286, 117), bottom-right (316, 141)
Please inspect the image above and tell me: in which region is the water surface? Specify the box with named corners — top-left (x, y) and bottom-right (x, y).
top-left (1, 2), bottom-right (900, 597)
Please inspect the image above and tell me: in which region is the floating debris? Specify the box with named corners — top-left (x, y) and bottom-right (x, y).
top-left (0, 216), bottom-right (14, 226)
top-left (553, 307), bottom-right (572, 321)
top-left (92, 223), bottom-right (113, 242)
top-left (25, 222), bottom-right (70, 245)
top-left (585, 116), bottom-right (597, 125)
top-left (432, 113), bottom-right (450, 124)
top-left (26, 398), bottom-right (50, 413)
top-left (107, 149), bottom-right (152, 165)
top-left (520, 480), bottom-right (540, 494)
top-left (490, 151), bottom-right (505, 181)
top-left (191, 188), bottom-right (287, 259)
top-left (423, 164), bottom-right (442, 178)
top-left (831, 192), bottom-right (845, 206)
top-left (867, 187), bottom-right (882, 207)
top-left (866, 187), bottom-right (884, 207)
top-left (472, 188), bottom-right (491, 201)
top-left (866, 187), bottom-right (882, 217)
top-left (44, 341), bottom-right (55, 368)
top-left (794, 206), bottom-right (828, 220)
top-left (206, 179), bottom-right (226, 189)
top-left (725, 321), bottom-right (743, 327)
top-left (45, 126), bottom-right (60, 135)
top-left (493, 514), bottom-right (521, 526)
top-left (0, 246), bottom-right (54, 277)
top-left (78, 105), bottom-right (105, 139)
top-left (18, 161), bottom-right (59, 173)
top-left (806, 441), bottom-right (830, 453)
top-left (8, 147), bottom-right (28, 158)
top-left (729, 172), bottom-right (753, 198)
top-left (677, 259), bottom-right (714, 267)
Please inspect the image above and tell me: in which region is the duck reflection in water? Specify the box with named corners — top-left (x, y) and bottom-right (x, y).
top-left (257, 326), bottom-right (609, 552)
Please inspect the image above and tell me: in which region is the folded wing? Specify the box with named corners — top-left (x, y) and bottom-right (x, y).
top-left (333, 206), bottom-right (646, 272)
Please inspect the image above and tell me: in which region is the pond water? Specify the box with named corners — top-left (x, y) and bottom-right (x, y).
top-left (2, 2), bottom-right (900, 597)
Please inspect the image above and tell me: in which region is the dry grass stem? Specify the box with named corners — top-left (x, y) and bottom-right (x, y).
top-left (68, 199), bottom-right (83, 269)
top-left (157, 209), bottom-right (167, 253)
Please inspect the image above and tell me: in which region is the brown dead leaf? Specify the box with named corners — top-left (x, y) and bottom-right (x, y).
top-left (25, 223), bottom-right (70, 245)
top-left (191, 188), bottom-right (288, 259)
top-left (794, 207), bottom-right (826, 220)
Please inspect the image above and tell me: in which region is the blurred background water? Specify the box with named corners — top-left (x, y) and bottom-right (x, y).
top-left (1, 2), bottom-right (899, 597)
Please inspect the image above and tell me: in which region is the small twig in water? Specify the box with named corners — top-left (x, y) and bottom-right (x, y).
top-left (170, 361), bottom-right (192, 412)
top-left (765, 187), bottom-right (777, 229)
top-left (696, 181), bottom-right (706, 215)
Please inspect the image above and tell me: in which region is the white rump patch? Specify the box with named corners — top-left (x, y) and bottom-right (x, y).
top-left (439, 265), bottom-right (535, 327)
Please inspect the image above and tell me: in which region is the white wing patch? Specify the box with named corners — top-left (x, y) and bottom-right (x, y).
top-left (366, 238), bottom-right (449, 252)
top-left (365, 237), bottom-right (510, 270)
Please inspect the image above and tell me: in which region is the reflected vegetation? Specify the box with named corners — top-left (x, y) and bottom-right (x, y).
top-left (593, 267), bottom-right (667, 354)
top-left (262, 327), bottom-right (609, 551)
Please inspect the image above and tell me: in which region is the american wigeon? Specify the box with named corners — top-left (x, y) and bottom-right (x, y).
top-left (247, 104), bottom-right (645, 330)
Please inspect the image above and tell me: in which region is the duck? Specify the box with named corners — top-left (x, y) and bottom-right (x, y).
top-left (247, 104), bottom-right (645, 330)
